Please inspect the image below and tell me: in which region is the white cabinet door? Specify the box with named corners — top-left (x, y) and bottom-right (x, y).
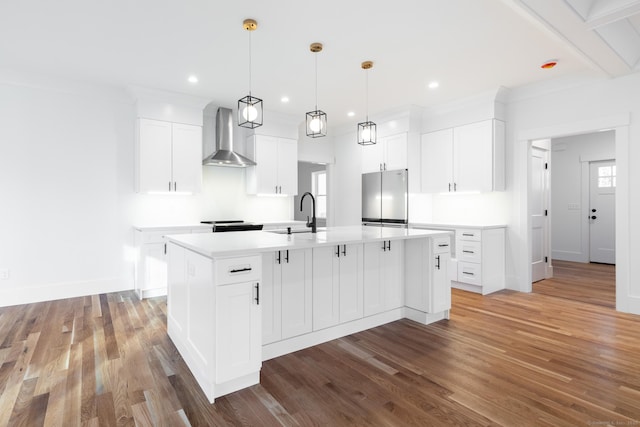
top-left (430, 250), bottom-right (451, 313)
top-left (382, 133), bottom-right (408, 171)
top-left (421, 128), bottom-right (453, 193)
top-left (277, 138), bottom-right (298, 195)
top-left (383, 240), bottom-right (404, 310)
top-left (138, 119), bottom-right (172, 193)
top-left (280, 249), bottom-right (313, 339)
top-left (144, 242), bottom-right (168, 293)
top-left (246, 135), bottom-right (298, 195)
top-left (137, 119), bottom-right (202, 193)
top-left (363, 240), bottom-right (403, 315)
top-left (312, 246), bottom-right (340, 330)
top-left (261, 252), bottom-right (282, 344)
top-left (215, 281), bottom-right (261, 383)
top-left (338, 243), bottom-right (364, 323)
top-left (172, 123), bottom-right (203, 193)
top-left (363, 241), bottom-right (384, 316)
top-left (361, 133), bottom-right (408, 173)
top-left (361, 142), bottom-right (385, 173)
top-left (454, 120), bottom-right (493, 193)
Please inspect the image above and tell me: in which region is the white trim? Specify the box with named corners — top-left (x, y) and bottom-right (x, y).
top-left (0, 277), bottom-right (130, 308)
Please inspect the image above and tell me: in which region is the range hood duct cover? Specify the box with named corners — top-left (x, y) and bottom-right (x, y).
top-left (203, 107), bottom-right (256, 167)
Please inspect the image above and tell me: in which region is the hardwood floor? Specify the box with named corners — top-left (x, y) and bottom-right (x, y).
top-left (534, 260), bottom-right (616, 308)
top-left (1, 282), bottom-right (639, 426)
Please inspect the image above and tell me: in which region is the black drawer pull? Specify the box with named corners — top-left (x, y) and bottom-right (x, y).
top-left (462, 271), bottom-right (475, 276)
top-left (463, 250), bottom-right (475, 254)
top-left (230, 267), bottom-right (252, 273)
top-left (436, 255), bottom-right (441, 270)
top-left (438, 244), bottom-right (449, 247)
top-left (462, 233), bottom-right (474, 237)
top-left (255, 283), bottom-right (260, 305)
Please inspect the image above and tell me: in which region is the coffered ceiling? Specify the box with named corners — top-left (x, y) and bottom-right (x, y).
top-left (1, 0), bottom-right (638, 127)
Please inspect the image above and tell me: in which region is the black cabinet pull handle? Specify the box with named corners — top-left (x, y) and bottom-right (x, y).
top-left (276, 251), bottom-right (281, 264)
top-left (230, 267), bottom-right (252, 273)
top-left (382, 241), bottom-right (387, 251)
top-left (438, 243), bottom-right (449, 247)
top-left (336, 245), bottom-right (340, 257)
top-left (436, 255), bottom-right (441, 270)
top-left (285, 250), bottom-right (289, 263)
top-left (463, 271), bottom-right (475, 276)
top-left (342, 245), bottom-right (347, 256)
top-left (255, 282), bottom-right (260, 305)
top-left (463, 250), bottom-right (475, 254)
top-left (462, 233), bottom-right (474, 237)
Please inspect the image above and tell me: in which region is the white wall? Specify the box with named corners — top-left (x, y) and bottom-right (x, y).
top-left (505, 72), bottom-right (639, 314)
top-left (0, 75), bottom-right (293, 307)
top-left (550, 131), bottom-right (615, 262)
top-left (0, 78), bottom-right (132, 306)
top-left (331, 130), bottom-right (363, 226)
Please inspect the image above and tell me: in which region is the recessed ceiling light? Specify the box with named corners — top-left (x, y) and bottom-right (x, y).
top-left (428, 81), bottom-right (439, 89)
top-left (347, 111), bottom-right (355, 117)
top-left (187, 75), bottom-right (198, 84)
top-left (281, 96), bottom-right (290, 103)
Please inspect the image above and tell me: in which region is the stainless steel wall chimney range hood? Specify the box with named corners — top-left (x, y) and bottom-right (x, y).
top-left (202, 107), bottom-right (256, 167)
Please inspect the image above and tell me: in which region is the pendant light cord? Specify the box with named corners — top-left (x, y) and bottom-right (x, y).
top-left (365, 69), bottom-right (369, 122)
top-left (248, 30), bottom-right (252, 96)
top-left (315, 53), bottom-right (318, 111)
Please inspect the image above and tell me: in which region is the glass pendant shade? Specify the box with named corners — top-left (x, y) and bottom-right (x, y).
top-left (306, 109), bottom-right (327, 138)
top-left (238, 95), bottom-right (263, 129)
top-left (357, 121), bottom-right (377, 145)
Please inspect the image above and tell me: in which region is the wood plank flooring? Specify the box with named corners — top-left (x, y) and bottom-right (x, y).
top-left (533, 260), bottom-right (616, 308)
top-left (1, 274), bottom-right (638, 425)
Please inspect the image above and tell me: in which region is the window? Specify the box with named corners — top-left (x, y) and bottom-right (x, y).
top-left (312, 170), bottom-right (327, 219)
top-left (598, 165), bottom-right (616, 188)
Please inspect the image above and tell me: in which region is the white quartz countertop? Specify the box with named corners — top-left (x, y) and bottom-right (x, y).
top-left (133, 223), bottom-right (213, 232)
top-left (410, 222), bottom-right (506, 230)
top-left (166, 226), bottom-right (452, 258)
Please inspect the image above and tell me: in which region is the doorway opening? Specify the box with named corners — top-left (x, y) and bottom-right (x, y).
top-left (530, 130), bottom-right (616, 306)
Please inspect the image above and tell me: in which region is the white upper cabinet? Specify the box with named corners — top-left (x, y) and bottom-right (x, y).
top-left (420, 119), bottom-right (505, 193)
top-left (361, 132), bottom-right (408, 173)
top-left (137, 118), bottom-right (202, 193)
top-left (246, 135), bottom-right (298, 195)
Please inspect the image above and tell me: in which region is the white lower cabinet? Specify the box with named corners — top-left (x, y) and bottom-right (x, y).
top-left (404, 236), bottom-right (452, 317)
top-left (261, 248), bottom-right (312, 344)
top-left (134, 226), bottom-right (212, 299)
top-left (363, 240), bottom-right (404, 316)
top-left (166, 245), bottom-right (261, 403)
top-left (453, 228), bottom-right (505, 295)
top-left (312, 244), bottom-right (364, 330)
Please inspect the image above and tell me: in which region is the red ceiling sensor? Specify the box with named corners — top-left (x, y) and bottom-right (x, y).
top-left (541, 60), bottom-right (558, 69)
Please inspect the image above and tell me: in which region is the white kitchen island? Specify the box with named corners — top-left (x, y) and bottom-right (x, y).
top-left (165, 226), bottom-right (452, 403)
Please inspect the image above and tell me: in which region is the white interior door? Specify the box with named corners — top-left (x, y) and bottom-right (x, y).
top-left (589, 161), bottom-right (616, 264)
top-left (531, 146), bottom-right (549, 282)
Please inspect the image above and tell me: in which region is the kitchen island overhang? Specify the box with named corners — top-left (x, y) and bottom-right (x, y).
top-left (165, 226), bottom-right (452, 403)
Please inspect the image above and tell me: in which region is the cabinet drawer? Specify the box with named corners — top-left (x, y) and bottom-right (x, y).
top-left (458, 262), bottom-right (482, 285)
top-left (215, 255), bottom-right (261, 285)
top-left (457, 229), bottom-right (481, 241)
top-left (432, 236), bottom-right (452, 254)
top-left (457, 241), bottom-right (482, 263)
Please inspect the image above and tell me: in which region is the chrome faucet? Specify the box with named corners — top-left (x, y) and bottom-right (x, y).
top-left (300, 192), bottom-right (317, 233)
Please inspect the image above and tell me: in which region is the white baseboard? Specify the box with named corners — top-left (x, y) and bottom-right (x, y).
top-left (0, 277), bottom-right (131, 307)
top-left (551, 250), bottom-right (586, 263)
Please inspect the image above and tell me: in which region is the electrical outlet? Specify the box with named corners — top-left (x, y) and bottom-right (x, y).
top-left (0, 268), bottom-right (9, 280)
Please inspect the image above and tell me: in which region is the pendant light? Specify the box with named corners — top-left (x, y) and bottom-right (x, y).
top-left (306, 42), bottom-right (327, 138)
top-left (357, 61), bottom-right (376, 145)
top-left (238, 18), bottom-right (263, 129)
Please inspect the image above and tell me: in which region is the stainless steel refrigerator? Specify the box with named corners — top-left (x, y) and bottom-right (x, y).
top-left (362, 169), bottom-right (408, 226)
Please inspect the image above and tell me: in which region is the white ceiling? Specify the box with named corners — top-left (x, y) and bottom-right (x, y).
top-left (1, 0), bottom-right (639, 127)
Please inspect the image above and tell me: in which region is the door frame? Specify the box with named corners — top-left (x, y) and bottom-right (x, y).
top-left (530, 141), bottom-right (552, 282)
top-left (518, 114), bottom-right (629, 312)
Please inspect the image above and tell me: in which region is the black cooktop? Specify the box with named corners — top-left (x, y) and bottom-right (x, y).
top-left (200, 220), bottom-right (263, 232)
